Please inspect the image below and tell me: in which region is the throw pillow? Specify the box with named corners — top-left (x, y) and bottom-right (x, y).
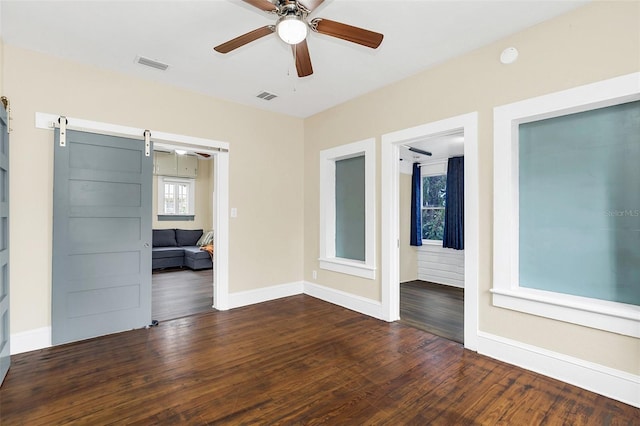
top-left (197, 230), bottom-right (214, 247)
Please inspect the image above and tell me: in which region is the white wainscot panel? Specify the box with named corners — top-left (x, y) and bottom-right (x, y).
top-left (417, 245), bottom-right (465, 288)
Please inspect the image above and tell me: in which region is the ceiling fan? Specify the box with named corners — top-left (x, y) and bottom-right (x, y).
top-left (213, 0), bottom-right (384, 77)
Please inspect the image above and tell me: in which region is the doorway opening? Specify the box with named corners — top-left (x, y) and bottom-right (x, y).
top-left (381, 112), bottom-right (479, 351)
top-left (398, 132), bottom-right (465, 343)
top-left (151, 147), bottom-right (216, 322)
top-left (150, 139), bottom-right (230, 321)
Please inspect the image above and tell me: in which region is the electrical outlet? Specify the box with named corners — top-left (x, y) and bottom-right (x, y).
top-left (312, 270), bottom-right (317, 280)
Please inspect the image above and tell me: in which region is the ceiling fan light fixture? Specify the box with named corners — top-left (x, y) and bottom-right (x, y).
top-left (276, 15), bottom-right (308, 45)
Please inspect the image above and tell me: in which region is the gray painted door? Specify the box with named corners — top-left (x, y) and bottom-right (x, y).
top-left (0, 104), bottom-right (10, 385)
top-left (52, 129), bottom-right (152, 345)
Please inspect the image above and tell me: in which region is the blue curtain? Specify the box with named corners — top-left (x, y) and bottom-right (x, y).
top-left (443, 156), bottom-right (464, 250)
top-left (410, 163), bottom-right (422, 246)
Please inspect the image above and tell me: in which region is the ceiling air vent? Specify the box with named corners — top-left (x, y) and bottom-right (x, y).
top-left (135, 56), bottom-right (169, 71)
top-left (256, 91), bottom-right (278, 101)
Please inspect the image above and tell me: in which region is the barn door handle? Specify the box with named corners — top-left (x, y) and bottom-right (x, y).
top-left (144, 243), bottom-right (150, 248)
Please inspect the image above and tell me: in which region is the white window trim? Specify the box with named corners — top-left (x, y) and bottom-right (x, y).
top-left (492, 72), bottom-right (640, 338)
top-left (421, 173), bottom-right (446, 245)
top-left (420, 160), bottom-right (448, 245)
top-left (157, 176), bottom-right (195, 216)
top-left (319, 138), bottom-right (376, 280)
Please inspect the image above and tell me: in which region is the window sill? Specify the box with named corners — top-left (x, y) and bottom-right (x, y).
top-left (421, 239), bottom-right (443, 246)
top-left (319, 257), bottom-right (376, 280)
top-left (158, 215), bottom-right (194, 221)
top-left (491, 287), bottom-right (640, 338)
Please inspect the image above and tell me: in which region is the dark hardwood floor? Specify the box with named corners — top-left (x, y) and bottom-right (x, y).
top-left (400, 280), bottom-right (464, 344)
top-left (1, 295), bottom-right (636, 425)
top-left (152, 268), bottom-right (214, 322)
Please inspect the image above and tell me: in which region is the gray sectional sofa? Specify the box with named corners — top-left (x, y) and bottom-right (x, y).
top-left (152, 229), bottom-right (213, 270)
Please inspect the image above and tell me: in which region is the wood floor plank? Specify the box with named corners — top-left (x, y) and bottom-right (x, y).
top-left (0, 295), bottom-right (636, 424)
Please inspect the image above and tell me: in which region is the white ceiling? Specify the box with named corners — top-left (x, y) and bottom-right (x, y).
top-left (399, 131), bottom-right (465, 165)
top-left (1, 0), bottom-right (588, 118)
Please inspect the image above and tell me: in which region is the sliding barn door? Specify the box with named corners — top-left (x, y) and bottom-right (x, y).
top-left (52, 129), bottom-right (152, 345)
top-left (0, 103), bottom-right (10, 385)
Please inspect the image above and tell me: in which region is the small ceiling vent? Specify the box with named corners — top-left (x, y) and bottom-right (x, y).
top-left (256, 91), bottom-right (278, 101)
top-left (135, 56), bottom-right (169, 71)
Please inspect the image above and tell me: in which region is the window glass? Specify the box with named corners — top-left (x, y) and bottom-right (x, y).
top-left (163, 183), bottom-right (175, 214)
top-left (177, 183), bottom-right (189, 214)
top-left (422, 175), bottom-right (446, 241)
top-left (335, 156), bottom-right (365, 261)
top-left (519, 100), bottom-right (640, 305)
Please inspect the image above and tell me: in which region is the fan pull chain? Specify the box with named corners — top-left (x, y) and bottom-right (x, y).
top-left (291, 46), bottom-right (298, 92)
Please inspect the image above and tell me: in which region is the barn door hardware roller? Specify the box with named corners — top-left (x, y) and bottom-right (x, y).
top-left (58, 116), bottom-right (68, 147)
top-left (144, 130), bottom-right (151, 157)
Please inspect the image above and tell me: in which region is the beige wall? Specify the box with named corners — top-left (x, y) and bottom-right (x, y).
top-left (152, 158), bottom-right (213, 231)
top-left (303, 1), bottom-right (639, 374)
top-left (399, 173), bottom-right (417, 283)
top-left (5, 45), bottom-right (304, 334)
top-left (0, 40), bottom-right (4, 95)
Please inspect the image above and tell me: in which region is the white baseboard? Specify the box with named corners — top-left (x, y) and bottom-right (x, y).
top-left (11, 327), bottom-right (51, 355)
top-left (303, 281), bottom-right (384, 320)
top-left (228, 281), bottom-right (304, 309)
top-left (477, 331), bottom-right (640, 408)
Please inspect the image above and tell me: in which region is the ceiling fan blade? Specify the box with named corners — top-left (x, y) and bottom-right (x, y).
top-left (214, 26), bottom-right (275, 54)
top-left (241, 0), bottom-right (278, 12)
top-left (297, 0), bottom-right (325, 12)
top-left (311, 18), bottom-right (383, 49)
top-left (292, 39), bottom-right (313, 77)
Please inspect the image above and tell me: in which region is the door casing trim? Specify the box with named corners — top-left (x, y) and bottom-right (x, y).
top-left (381, 112), bottom-right (479, 351)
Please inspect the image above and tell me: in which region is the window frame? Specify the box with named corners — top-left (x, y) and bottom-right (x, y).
top-left (420, 162), bottom-right (448, 244)
top-left (157, 176), bottom-right (195, 219)
top-left (319, 138), bottom-right (376, 279)
top-left (492, 72), bottom-right (640, 338)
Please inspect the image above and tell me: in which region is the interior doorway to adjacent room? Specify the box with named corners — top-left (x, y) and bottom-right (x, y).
top-left (150, 142), bottom-right (226, 322)
top-left (381, 112), bottom-right (479, 351)
top-left (398, 132), bottom-right (465, 344)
